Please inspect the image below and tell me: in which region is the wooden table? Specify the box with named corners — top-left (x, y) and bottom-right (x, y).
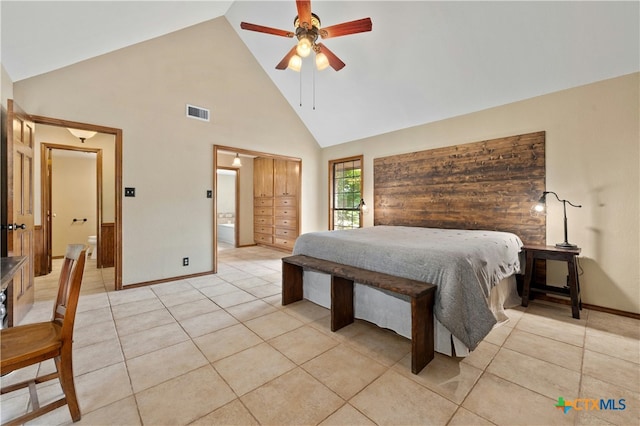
top-left (521, 245), bottom-right (582, 319)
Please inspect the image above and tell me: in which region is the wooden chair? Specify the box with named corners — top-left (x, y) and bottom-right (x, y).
top-left (1, 244), bottom-right (87, 425)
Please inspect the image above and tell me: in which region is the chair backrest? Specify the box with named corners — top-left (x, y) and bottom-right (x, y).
top-left (52, 244), bottom-right (87, 341)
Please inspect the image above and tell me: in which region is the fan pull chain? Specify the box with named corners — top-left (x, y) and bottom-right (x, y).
top-left (299, 69), bottom-right (302, 107)
top-left (313, 62), bottom-right (316, 110)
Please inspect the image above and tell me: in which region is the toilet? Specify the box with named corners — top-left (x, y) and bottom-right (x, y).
top-left (87, 235), bottom-right (97, 260)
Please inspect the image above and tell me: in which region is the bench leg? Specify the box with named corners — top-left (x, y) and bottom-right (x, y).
top-left (282, 261), bottom-right (303, 305)
top-left (331, 276), bottom-right (354, 331)
top-left (411, 292), bottom-right (435, 374)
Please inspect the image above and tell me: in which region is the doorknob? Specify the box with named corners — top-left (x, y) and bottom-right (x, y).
top-left (1, 224), bottom-right (26, 230)
top-left (3, 224), bottom-right (26, 230)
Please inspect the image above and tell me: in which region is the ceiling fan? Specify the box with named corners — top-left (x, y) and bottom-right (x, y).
top-left (240, 0), bottom-right (372, 72)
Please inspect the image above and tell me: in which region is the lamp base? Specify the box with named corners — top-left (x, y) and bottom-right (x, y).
top-left (555, 242), bottom-right (579, 250)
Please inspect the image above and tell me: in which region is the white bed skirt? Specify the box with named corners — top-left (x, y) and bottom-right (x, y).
top-left (302, 270), bottom-right (521, 356)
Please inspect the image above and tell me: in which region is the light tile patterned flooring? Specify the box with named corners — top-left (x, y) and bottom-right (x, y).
top-left (2, 245), bottom-right (639, 425)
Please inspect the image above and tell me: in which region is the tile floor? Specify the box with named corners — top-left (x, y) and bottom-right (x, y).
top-left (1, 245), bottom-right (638, 425)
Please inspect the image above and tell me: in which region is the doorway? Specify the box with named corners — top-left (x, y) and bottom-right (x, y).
top-left (216, 168), bottom-right (238, 250)
top-left (33, 115), bottom-right (123, 290)
top-left (42, 144), bottom-right (102, 269)
top-left (212, 145), bottom-right (302, 273)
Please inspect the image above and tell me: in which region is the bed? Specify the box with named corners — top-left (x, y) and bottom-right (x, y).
top-left (294, 131), bottom-right (546, 356)
top-left (293, 226), bottom-right (523, 355)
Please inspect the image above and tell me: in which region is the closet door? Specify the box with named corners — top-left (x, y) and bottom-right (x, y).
top-left (253, 158), bottom-right (273, 198)
top-left (274, 159), bottom-right (298, 197)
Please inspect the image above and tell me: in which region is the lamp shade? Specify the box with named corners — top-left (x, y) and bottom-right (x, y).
top-left (296, 38), bottom-right (312, 58)
top-left (288, 55), bottom-right (302, 72)
top-left (232, 154), bottom-right (242, 167)
top-left (315, 52), bottom-right (329, 71)
top-left (67, 128), bottom-right (97, 141)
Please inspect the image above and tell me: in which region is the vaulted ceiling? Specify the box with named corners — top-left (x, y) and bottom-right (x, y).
top-left (2, 1), bottom-right (638, 147)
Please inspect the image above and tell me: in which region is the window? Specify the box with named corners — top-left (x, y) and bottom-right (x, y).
top-left (329, 156), bottom-right (363, 230)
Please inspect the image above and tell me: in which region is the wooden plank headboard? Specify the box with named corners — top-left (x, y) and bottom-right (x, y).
top-left (374, 131), bottom-right (545, 245)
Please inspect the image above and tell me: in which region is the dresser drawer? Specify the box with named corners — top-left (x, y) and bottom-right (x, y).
top-left (254, 198), bottom-right (273, 207)
top-left (275, 207), bottom-right (296, 218)
top-left (254, 233), bottom-right (273, 244)
top-left (254, 216), bottom-right (273, 226)
top-left (275, 218), bottom-right (297, 228)
top-left (275, 197), bottom-right (296, 207)
top-left (254, 225), bottom-right (273, 235)
top-left (274, 237), bottom-right (296, 249)
top-left (254, 206), bottom-right (273, 217)
top-left (275, 228), bottom-right (297, 238)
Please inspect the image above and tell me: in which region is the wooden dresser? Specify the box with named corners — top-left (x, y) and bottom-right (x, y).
top-left (254, 157), bottom-right (300, 251)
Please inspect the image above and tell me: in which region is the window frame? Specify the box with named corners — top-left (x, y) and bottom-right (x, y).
top-left (328, 155), bottom-right (364, 230)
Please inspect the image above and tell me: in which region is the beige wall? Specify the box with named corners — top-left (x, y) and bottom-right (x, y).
top-left (14, 17), bottom-right (322, 284)
top-left (1, 64), bottom-right (13, 108)
top-left (9, 16), bottom-right (638, 313)
top-left (322, 73), bottom-right (640, 314)
top-left (51, 150), bottom-right (97, 256)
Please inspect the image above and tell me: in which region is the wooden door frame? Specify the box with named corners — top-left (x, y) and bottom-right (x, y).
top-left (42, 143), bottom-right (103, 268)
top-left (32, 115), bottom-right (123, 290)
top-left (213, 145), bottom-right (301, 273)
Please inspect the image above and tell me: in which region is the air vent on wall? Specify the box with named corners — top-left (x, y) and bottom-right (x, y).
top-left (186, 104), bottom-right (210, 122)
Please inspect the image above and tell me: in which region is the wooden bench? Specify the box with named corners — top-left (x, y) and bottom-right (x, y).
top-left (281, 254), bottom-right (436, 374)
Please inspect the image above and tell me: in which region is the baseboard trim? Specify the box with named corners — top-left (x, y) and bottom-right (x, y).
top-left (122, 270), bottom-right (215, 290)
top-left (533, 294), bottom-right (640, 320)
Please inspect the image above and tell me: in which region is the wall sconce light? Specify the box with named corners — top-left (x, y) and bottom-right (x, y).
top-left (358, 198), bottom-right (368, 214)
top-left (232, 153), bottom-right (242, 167)
top-left (533, 191), bottom-right (582, 249)
top-left (67, 128), bottom-right (97, 143)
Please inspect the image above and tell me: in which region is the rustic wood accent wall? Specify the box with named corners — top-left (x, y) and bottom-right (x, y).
top-left (101, 223), bottom-right (115, 268)
top-left (374, 131), bottom-right (546, 246)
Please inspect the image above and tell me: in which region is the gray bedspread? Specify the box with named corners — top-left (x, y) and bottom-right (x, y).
top-left (292, 226), bottom-right (523, 350)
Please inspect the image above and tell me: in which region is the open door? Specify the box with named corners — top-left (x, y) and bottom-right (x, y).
top-left (4, 99), bottom-right (35, 325)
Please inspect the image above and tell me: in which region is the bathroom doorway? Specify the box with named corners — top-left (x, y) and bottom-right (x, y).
top-left (42, 143), bottom-right (102, 269)
top-left (216, 168), bottom-right (238, 250)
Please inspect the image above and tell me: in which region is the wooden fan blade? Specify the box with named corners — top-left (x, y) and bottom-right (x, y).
top-left (275, 46), bottom-right (299, 70)
top-left (316, 43), bottom-right (346, 71)
top-left (240, 22), bottom-right (294, 38)
top-left (296, 0), bottom-right (312, 29)
top-left (320, 18), bottom-right (372, 39)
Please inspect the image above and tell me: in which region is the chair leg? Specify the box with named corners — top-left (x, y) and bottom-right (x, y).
top-left (55, 354), bottom-right (81, 422)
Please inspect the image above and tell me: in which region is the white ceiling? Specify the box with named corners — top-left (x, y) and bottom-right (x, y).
top-left (2, 1), bottom-right (638, 148)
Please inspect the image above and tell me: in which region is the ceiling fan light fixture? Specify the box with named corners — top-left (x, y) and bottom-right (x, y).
top-left (315, 52), bottom-right (329, 71)
top-left (296, 37), bottom-right (312, 58)
top-left (288, 54), bottom-right (302, 71)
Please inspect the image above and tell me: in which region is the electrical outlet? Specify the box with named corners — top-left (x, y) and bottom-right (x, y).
top-left (124, 187), bottom-right (136, 197)
top-left (182, 257), bottom-right (189, 266)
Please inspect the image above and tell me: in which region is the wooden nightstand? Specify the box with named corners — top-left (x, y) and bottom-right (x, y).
top-left (521, 245), bottom-right (582, 319)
